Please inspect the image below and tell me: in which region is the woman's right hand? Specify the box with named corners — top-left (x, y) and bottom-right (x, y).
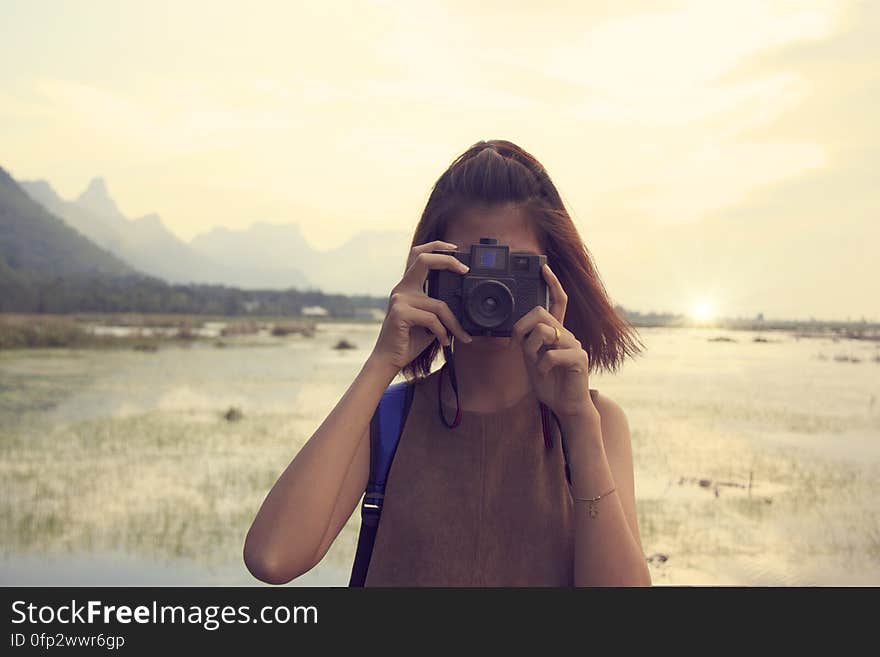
top-left (370, 240), bottom-right (474, 372)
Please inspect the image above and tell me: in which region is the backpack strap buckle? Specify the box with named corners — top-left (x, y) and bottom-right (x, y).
top-left (360, 491), bottom-right (384, 528)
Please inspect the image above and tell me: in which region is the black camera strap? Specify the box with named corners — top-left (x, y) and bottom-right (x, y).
top-left (542, 403), bottom-right (572, 486)
top-left (438, 341), bottom-right (462, 428)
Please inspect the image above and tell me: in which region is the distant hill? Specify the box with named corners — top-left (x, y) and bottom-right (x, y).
top-left (18, 171), bottom-right (413, 296)
top-left (17, 177), bottom-right (312, 289)
top-left (0, 167), bottom-right (134, 278)
top-left (0, 165), bottom-right (388, 316)
top-left (190, 223), bottom-right (411, 295)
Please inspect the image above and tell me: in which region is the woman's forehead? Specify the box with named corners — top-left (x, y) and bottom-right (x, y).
top-left (446, 204), bottom-right (541, 251)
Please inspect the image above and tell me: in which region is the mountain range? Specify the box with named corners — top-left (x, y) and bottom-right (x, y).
top-left (0, 167), bottom-right (134, 280)
top-left (18, 175), bottom-right (411, 296)
top-left (0, 166), bottom-right (394, 315)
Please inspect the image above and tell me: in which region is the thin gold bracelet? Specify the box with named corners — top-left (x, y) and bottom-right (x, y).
top-left (572, 486), bottom-right (616, 519)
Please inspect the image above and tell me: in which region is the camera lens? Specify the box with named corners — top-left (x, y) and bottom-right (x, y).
top-left (465, 279), bottom-right (513, 329)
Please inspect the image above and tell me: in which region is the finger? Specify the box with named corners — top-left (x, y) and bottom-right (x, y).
top-left (536, 346), bottom-right (589, 377)
top-left (407, 240), bottom-right (460, 269)
top-left (523, 322), bottom-right (576, 364)
top-left (407, 294), bottom-right (473, 344)
top-left (400, 252), bottom-right (469, 291)
top-left (399, 305), bottom-right (451, 347)
top-left (511, 305), bottom-right (561, 345)
top-left (522, 323), bottom-right (557, 365)
top-left (542, 263), bottom-right (568, 324)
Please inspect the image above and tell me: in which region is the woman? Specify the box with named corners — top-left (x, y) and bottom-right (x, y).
top-left (243, 139), bottom-right (651, 587)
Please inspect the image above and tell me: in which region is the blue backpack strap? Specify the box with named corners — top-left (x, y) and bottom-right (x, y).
top-left (348, 379), bottom-right (415, 587)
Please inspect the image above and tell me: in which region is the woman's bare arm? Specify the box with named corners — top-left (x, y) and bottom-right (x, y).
top-left (563, 395), bottom-right (652, 587)
top-left (243, 354), bottom-right (399, 584)
top-left (243, 240), bottom-right (472, 585)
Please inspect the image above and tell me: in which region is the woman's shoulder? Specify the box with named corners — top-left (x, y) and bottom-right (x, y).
top-left (590, 388), bottom-right (625, 422)
top-left (393, 371), bottom-right (436, 410)
top-left (407, 368), bottom-right (440, 392)
top-left (588, 390), bottom-right (633, 458)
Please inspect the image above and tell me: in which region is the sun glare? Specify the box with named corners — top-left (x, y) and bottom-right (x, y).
top-left (691, 301), bottom-right (716, 323)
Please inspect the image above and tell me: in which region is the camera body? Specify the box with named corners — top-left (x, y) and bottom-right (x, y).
top-left (426, 237), bottom-right (549, 337)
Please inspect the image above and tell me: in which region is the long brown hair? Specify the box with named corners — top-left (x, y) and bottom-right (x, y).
top-left (401, 139), bottom-right (644, 382)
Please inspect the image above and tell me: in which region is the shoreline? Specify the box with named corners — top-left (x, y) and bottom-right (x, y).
top-left (2, 311), bottom-right (879, 352)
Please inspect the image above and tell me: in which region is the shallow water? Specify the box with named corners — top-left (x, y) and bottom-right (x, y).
top-left (1, 323), bottom-right (878, 586)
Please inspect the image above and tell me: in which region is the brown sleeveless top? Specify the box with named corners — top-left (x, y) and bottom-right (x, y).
top-left (363, 366), bottom-right (600, 587)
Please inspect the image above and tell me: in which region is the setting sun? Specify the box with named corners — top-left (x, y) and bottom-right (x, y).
top-left (690, 300), bottom-right (716, 323)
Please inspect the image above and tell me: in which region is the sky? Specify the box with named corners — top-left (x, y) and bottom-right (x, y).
top-left (1, 0), bottom-right (876, 321)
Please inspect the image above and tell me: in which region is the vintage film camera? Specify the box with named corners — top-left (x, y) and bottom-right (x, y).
top-left (426, 237), bottom-right (549, 337)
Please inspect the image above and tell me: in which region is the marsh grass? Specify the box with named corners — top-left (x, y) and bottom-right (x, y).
top-left (0, 409), bottom-right (361, 570)
top-left (0, 313), bottom-right (318, 350)
top-left (0, 315), bottom-right (96, 349)
top-left (628, 399), bottom-right (880, 583)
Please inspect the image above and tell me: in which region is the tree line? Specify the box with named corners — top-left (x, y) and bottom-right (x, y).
top-left (0, 271), bottom-right (386, 317)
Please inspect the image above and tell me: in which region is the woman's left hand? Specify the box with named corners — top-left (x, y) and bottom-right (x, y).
top-left (511, 263), bottom-right (599, 421)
